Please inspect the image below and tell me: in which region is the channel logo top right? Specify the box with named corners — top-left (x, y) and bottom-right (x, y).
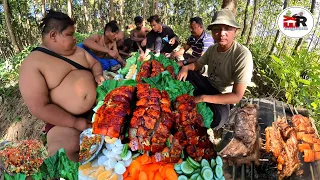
top-left (277, 7), bottom-right (314, 38)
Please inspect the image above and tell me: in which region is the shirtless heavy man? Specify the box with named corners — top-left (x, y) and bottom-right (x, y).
top-left (19, 10), bottom-right (105, 162)
top-left (130, 16), bottom-right (150, 51)
top-left (80, 21), bottom-right (126, 71)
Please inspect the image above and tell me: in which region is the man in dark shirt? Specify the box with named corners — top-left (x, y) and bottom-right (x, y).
top-left (140, 15), bottom-right (179, 59)
top-left (171, 17), bottom-right (214, 67)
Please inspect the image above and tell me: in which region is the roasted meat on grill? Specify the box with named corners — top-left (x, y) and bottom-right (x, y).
top-left (93, 86), bottom-right (135, 138)
top-left (219, 104), bottom-right (259, 158)
top-left (129, 84), bottom-right (174, 153)
top-left (265, 118), bottom-right (300, 180)
top-left (291, 114), bottom-right (320, 163)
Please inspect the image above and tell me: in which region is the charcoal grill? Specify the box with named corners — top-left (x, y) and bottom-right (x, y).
top-left (221, 98), bottom-right (320, 180)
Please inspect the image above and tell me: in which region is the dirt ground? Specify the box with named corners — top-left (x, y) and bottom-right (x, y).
top-left (0, 86), bottom-right (44, 142)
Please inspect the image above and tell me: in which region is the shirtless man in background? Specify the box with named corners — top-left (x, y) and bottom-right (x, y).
top-left (19, 10), bottom-right (105, 162)
top-left (130, 16), bottom-right (150, 52)
top-left (81, 21), bottom-right (126, 71)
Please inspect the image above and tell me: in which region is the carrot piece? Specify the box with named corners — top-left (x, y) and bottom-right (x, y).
top-left (139, 171), bottom-right (148, 180)
top-left (123, 169), bottom-right (129, 178)
top-left (177, 159), bottom-right (183, 164)
top-left (154, 172), bottom-right (163, 180)
top-left (315, 152), bottom-right (320, 160)
top-left (137, 154), bottom-right (151, 164)
top-left (124, 177), bottom-right (136, 180)
top-left (128, 161), bottom-right (141, 180)
top-left (130, 160), bottom-right (142, 170)
top-left (159, 166), bottom-right (166, 178)
top-left (142, 164), bottom-right (162, 172)
top-left (298, 143), bottom-right (311, 152)
top-left (313, 143), bottom-right (320, 152)
top-left (165, 167), bottom-right (178, 180)
top-left (304, 149), bottom-right (315, 162)
top-left (146, 171), bottom-right (155, 180)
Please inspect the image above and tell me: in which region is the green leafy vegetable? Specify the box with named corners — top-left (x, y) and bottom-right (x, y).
top-left (118, 53), bottom-right (140, 76)
top-left (39, 148), bottom-right (79, 180)
top-left (3, 173), bottom-right (26, 180)
top-left (196, 103), bottom-right (214, 128)
top-left (96, 79), bottom-right (137, 101)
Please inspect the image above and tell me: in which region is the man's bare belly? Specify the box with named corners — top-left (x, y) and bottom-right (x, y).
top-left (50, 70), bottom-right (96, 115)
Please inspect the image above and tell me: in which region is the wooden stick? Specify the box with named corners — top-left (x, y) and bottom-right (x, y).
top-left (273, 100), bottom-right (277, 122)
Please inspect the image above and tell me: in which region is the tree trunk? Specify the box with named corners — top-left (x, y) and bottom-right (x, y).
top-left (143, 0), bottom-right (148, 19)
top-left (293, 0), bottom-right (316, 53)
top-left (278, 37), bottom-right (287, 56)
top-left (153, 0), bottom-right (157, 15)
top-left (268, 0), bottom-right (288, 55)
top-left (119, 0), bottom-right (124, 29)
top-left (67, 0), bottom-right (72, 18)
top-left (83, 0), bottom-right (92, 32)
top-left (98, 0), bottom-right (105, 27)
top-left (110, 0), bottom-right (114, 21)
top-left (245, 0), bottom-right (258, 46)
top-left (240, 0), bottom-right (250, 38)
top-left (42, 0), bottom-right (46, 16)
top-left (221, 0), bottom-right (237, 15)
top-left (308, 11), bottom-right (320, 51)
top-left (3, 0), bottom-right (22, 53)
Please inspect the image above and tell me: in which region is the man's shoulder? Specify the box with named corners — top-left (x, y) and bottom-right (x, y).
top-left (233, 41), bottom-right (252, 56)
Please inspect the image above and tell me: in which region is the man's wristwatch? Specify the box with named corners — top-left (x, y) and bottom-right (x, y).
top-left (183, 60), bottom-right (188, 65)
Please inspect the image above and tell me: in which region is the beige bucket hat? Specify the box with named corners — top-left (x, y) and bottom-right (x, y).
top-left (207, 9), bottom-right (241, 30)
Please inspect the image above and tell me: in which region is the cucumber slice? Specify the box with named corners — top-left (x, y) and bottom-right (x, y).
top-left (211, 159), bottom-right (216, 168)
top-left (187, 157), bottom-right (201, 168)
top-left (178, 175), bottom-right (188, 180)
top-left (202, 168), bottom-right (214, 180)
top-left (201, 159), bottom-right (210, 167)
top-left (215, 165), bottom-right (223, 178)
top-left (197, 175), bottom-right (204, 180)
top-left (174, 163), bottom-right (182, 171)
top-left (201, 166), bottom-right (211, 174)
top-left (216, 156), bottom-right (223, 166)
top-left (194, 168), bottom-right (201, 174)
top-left (181, 161), bottom-right (194, 175)
top-left (176, 170), bottom-right (183, 174)
top-left (190, 173), bottom-right (200, 180)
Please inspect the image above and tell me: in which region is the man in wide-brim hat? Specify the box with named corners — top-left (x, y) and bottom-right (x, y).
top-left (178, 9), bottom-right (253, 129)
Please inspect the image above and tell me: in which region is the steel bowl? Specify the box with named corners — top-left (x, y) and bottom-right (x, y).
top-left (79, 128), bottom-right (105, 165)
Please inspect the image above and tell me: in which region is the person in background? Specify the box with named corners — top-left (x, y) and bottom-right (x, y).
top-left (140, 15), bottom-right (179, 59)
top-left (116, 31), bottom-right (132, 58)
top-left (170, 17), bottom-right (214, 67)
top-left (79, 21), bottom-right (126, 72)
top-left (19, 10), bottom-right (104, 162)
top-left (177, 9), bottom-right (253, 129)
top-left (130, 16), bottom-right (150, 52)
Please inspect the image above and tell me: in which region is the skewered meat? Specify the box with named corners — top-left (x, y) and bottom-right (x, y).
top-left (291, 114), bottom-right (320, 163)
top-left (265, 118), bottom-right (300, 180)
top-left (136, 60), bottom-right (164, 83)
top-left (136, 60), bottom-right (176, 82)
top-left (172, 94), bottom-right (213, 161)
top-left (154, 135), bottom-right (183, 163)
top-left (219, 104), bottom-right (259, 158)
top-left (93, 86), bottom-right (135, 137)
top-left (129, 84), bottom-right (174, 153)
